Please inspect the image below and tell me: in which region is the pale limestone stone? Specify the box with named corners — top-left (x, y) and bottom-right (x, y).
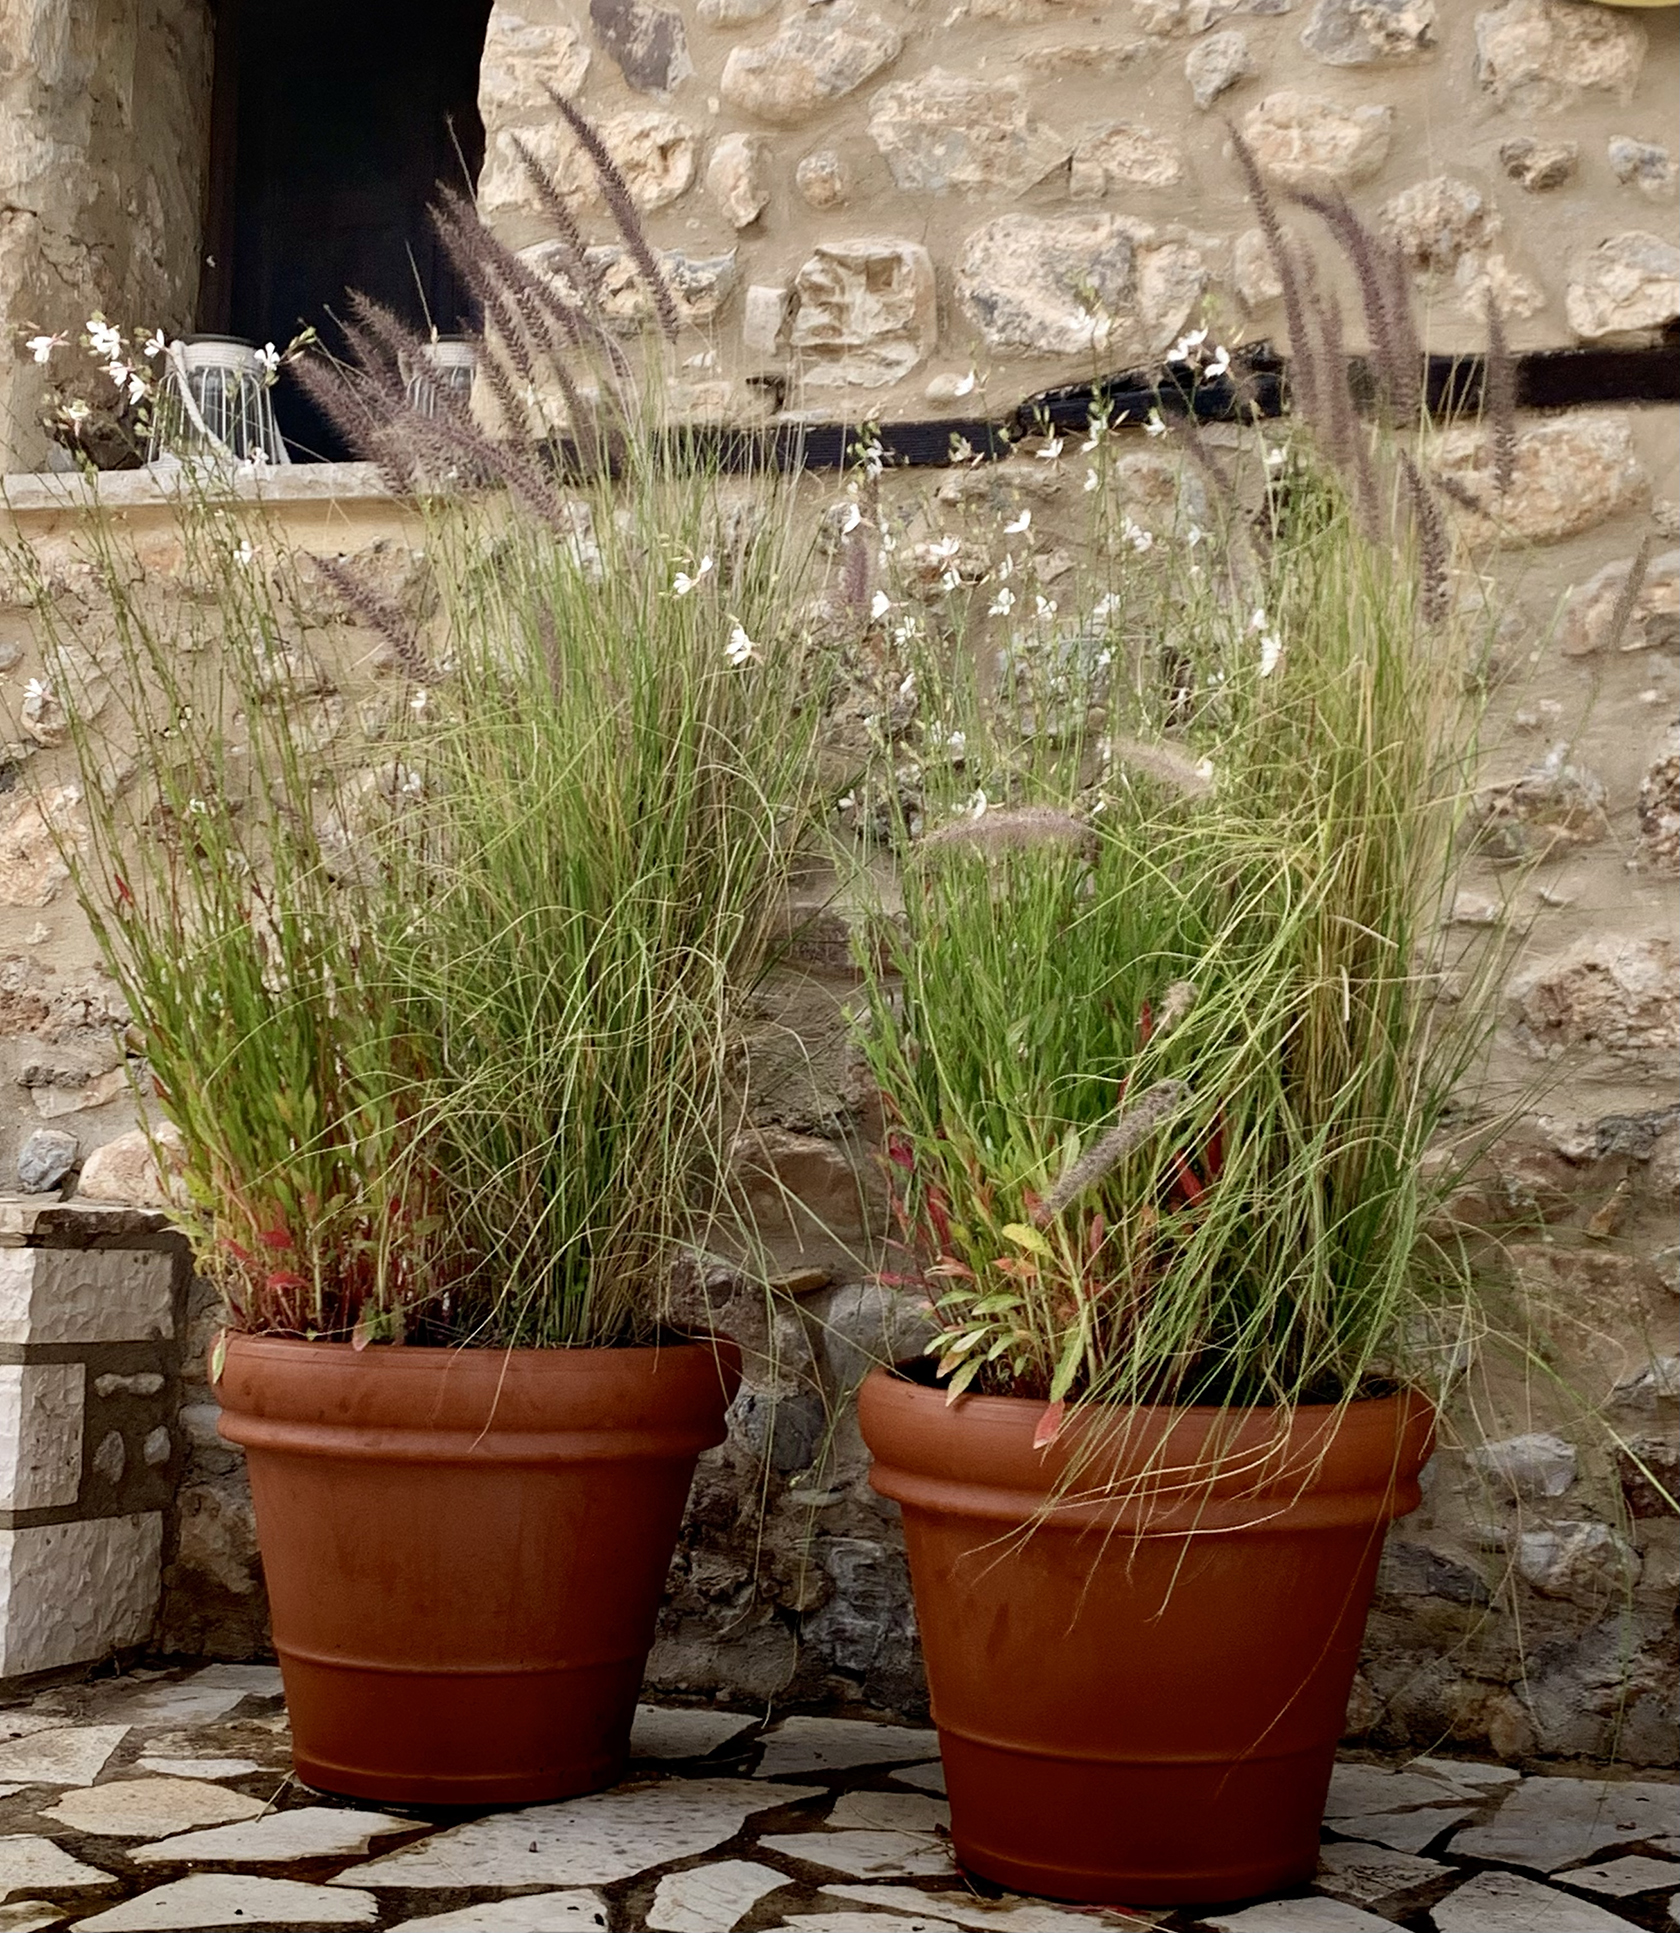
top-left (0, 1836), bottom-right (115, 1894)
top-left (1326, 1764), bottom-right (1477, 1817)
top-left (787, 240), bottom-right (937, 390)
top-left (1019, 38), bottom-right (1150, 76)
top-left (1405, 1758), bottom-right (1520, 1794)
top-left (1474, 744), bottom-right (1609, 861)
top-left (1512, 1522), bottom-right (1641, 1602)
top-left (74, 1874), bottom-right (379, 1930)
top-left (647, 1859), bottom-right (786, 1931)
top-left (1239, 90), bottom-right (1393, 190)
top-left (479, 112), bottom-right (697, 219)
top-left (1509, 935), bottom-right (1679, 1069)
top-left (629, 1705), bottom-right (758, 1759)
top-left (132, 1806), bottom-right (412, 1865)
top-left (95, 1373), bottom-right (164, 1399)
top-left (136, 1757), bottom-right (261, 1778)
top-left (827, 1790), bottom-right (951, 1832)
top-left (338, 1779), bottom-right (823, 1888)
top-left (1637, 726), bottom-right (1680, 876)
top-left (1381, 177), bottom-right (1498, 276)
top-left (0, 788), bottom-right (85, 908)
top-left (188, 1663), bottom-right (283, 1695)
top-left (32, 1063), bottom-right (130, 1123)
top-left (75, 1124), bottom-right (185, 1210)
top-left (776, 1919), bottom-right (976, 1933)
top-left (44, 1776), bottom-right (268, 1839)
top-left (1324, 1806), bottom-right (1472, 1854)
top-left (1430, 416), bottom-right (1646, 546)
top-left (956, 213), bottom-right (1206, 358)
top-left (742, 285), bottom-right (789, 354)
top-left (0, 1725), bottom-right (128, 1785)
top-left (796, 151), bottom-right (850, 210)
top-left (720, 3), bottom-right (903, 128)
top-left (698, 0), bottom-right (777, 23)
top-left (477, 11), bottom-right (590, 118)
top-left (1434, 1868), bottom-right (1643, 1930)
top-left (1070, 124), bottom-right (1185, 198)
top-left (888, 1762), bottom-right (947, 1794)
top-left (388, 1900), bottom-right (608, 1933)
top-left (1565, 1856), bottom-right (1680, 1897)
top-left (1313, 1838), bottom-right (1451, 1905)
top-left (91, 1431), bottom-right (126, 1485)
top-left (706, 133), bottom-right (771, 229)
top-left (1185, 32), bottom-right (1254, 110)
top-left (1234, 227), bottom-right (1284, 307)
top-left (0, 1246), bottom-right (173, 1346)
top-left (0, 1362), bottom-right (84, 1509)
top-left (0, 1517), bottom-right (162, 1677)
top-left (867, 71), bottom-right (1070, 195)
top-left (0, 1904), bottom-right (75, 1933)
top-left (141, 1426), bottom-right (169, 1467)
top-left (1301, 0), bottom-right (1434, 66)
top-left (756, 1716), bottom-right (940, 1779)
top-left (1449, 1777), bottom-right (1680, 1872)
top-left (1473, 0), bottom-right (1645, 113)
top-left (171, 1480), bottom-right (261, 1597)
top-left (520, 240), bottom-right (736, 334)
top-left (1469, 1432), bottom-right (1577, 1499)
top-left (590, 0), bottom-right (692, 95)
top-left (1201, 1897), bottom-right (1396, 1931)
top-left (816, 1885), bottom-right (1111, 1930)
top-left (1454, 250), bottom-right (1546, 323)
top-left (1566, 233), bottom-right (1680, 342)
top-left (1499, 135), bottom-right (1577, 192)
top-left (758, 1831), bottom-right (956, 1878)
top-left (1609, 138), bottom-right (1678, 202)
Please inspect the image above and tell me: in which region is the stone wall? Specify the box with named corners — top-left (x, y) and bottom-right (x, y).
top-left (474, 0), bottom-right (1679, 417)
top-left (0, 0), bottom-right (214, 473)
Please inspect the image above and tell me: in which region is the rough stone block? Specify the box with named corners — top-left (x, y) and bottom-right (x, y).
top-left (0, 1362), bottom-right (85, 1509)
top-left (0, 1245), bottom-right (174, 1344)
top-left (0, 1513), bottom-right (162, 1677)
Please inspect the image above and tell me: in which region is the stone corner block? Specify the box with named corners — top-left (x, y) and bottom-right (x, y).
top-left (0, 1246), bottom-right (175, 1346)
top-left (0, 1362), bottom-right (86, 1510)
top-left (0, 1512), bottom-right (163, 1678)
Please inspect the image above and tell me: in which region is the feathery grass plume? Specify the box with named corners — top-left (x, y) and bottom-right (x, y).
top-left (1484, 302), bottom-right (1516, 500)
top-left (840, 526), bottom-right (873, 613)
top-left (309, 554), bottom-right (435, 684)
top-left (1399, 448), bottom-right (1450, 627)
top-left (1380, 236), bottom-right (1424, 425)
top-left (1227, 124), bottom-right (1319, 429)
top-left (1292, 186), bottom-right (1419, 429)
top-left (1035, 1080), bottom-right (1187, 1226)
top-left (1601, 538), bottom-right (1652, 655)
top-left (508, 137), bottom-right (609, 303)
top-left (1154, 979), bottom-right (1197, 1038)
top-left (916, 805), bottom-right (1094, 858)
top-left (542, 85), bottom-right (681, 343)
top-left (1107, 735), bottom-right (1213, 800)
top-left (1306, 282), bottom-right (1357, 484)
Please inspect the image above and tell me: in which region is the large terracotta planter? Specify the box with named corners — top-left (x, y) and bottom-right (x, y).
top-left (216, 1333), bottom-right (739, 1805)
top-left (858, 1368), bottom-right (1434, 1906)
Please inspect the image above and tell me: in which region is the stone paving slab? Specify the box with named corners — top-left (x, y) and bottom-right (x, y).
top-left (0, 1665), bottom-right (1674, 1933)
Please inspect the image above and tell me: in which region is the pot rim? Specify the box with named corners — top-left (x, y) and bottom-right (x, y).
top-left (221, 1330), bottom-right (736, 1362)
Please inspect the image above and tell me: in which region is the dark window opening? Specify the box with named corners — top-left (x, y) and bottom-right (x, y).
top-left (201, 0), bottom-right (493, 461)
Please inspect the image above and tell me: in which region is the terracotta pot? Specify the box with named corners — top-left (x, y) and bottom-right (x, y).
top-left (858, 1368), bottom-right (1434, 1906)
top-left (216, 1333), bottom-right (739, 1805)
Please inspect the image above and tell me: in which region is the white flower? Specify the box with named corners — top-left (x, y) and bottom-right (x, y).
top-left (967, 787), bottom-right (989, 819)
top-left (725, 621), bottom-right (759, 666)
top-left (256, 342), bottom-right (281, 381)
top-left (997, 553), bottom-right (1015, 580)
top-left (22, 679), bottom-right (51, 702)
top-left (855, 436), bottom-right (885, 480)
top-left (988, 586), bottom-right (1016, 616)
top-left (234, 539), bottom-right (255, 568)
top-left (672, 556), bottom-right (714, 596)
top-left (870, 589), bottom-right (892, 621)
top-left (1264, 445), bottom-right (1287, 470)
top-left (1184, 523), bottom-right (1204, 548)
top-left (104, 359), bottom-right (131, 391)
top-left (1080, 413), bottom-right (1108, 453)
top-left (1249, 607), bottom-right (1269, 634)
top-left (939, 568), bottom-right (962, 592)
top-left (411, 688), bottom-right (430, 714)
top-left (1170, 327), bottom-right (1208, 362)
top-left (60, 398), bottom-right (90, 425)
top-left (1259, 631), bottom-right (1283, 677)
top-left (1036, 436), bottom-right (1063, 462)
top-left (1003, 509), bottom-right (1031, 535)
top-left (1206, 344), bottom-right (1232, 380)
top-left (142, 329), bottom-right (167, 359)
top-left (1144, 409), bottom-right (1167, 439)
top-left (930, 535), bottom-right (962, 563)
top-left (838, 502), bottom-right (865, 536)
top-left (1083, 468), bottom-right (1100, 493)
top-left (953, 370), bottom-right (977, 397)
top-left (948, 434), bottom-right (975, 465)
top-left (1035, 595), bottom-right (1057, 620)
top-left (25, 333), bottom-right (67, 365)
top-left (85, 317), bottom-right (123, 359)
top-left (1091, 592), bottom-right (1120, 624)
top-left (898, 671), bottom-right (917, 699)
top-left (1120, 517), bottom-right (1154, 554)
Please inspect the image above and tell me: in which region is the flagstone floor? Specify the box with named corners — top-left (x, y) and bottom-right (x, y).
top-left (0, 1667), bottom-right (1673, 1933)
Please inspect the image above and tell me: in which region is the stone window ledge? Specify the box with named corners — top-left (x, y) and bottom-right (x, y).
top-left (1, 461), bottom-right (395, 522)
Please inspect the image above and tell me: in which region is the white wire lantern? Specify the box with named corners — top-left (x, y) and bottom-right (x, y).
top-left (146, 335), bottom-right (290, 467)
top-left (402, 336), bottom-right (477, 418)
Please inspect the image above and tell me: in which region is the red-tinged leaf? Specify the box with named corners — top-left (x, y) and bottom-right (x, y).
top-left (875, 1271), bottom-right (930, 1289)
top-left (114, 875), bottom-right (135, 906)
top-left (1088, 1212), bottom-right (1106, 1256)
top-left (926, 1256), bottom-right (978, 1280)
top-left (886, 1133), bottom-right (916, 1173)
top-left (264, 1270), bottom-right (308, 1293)
top-left (1205, 1110), bottom-right (1226, 1180)
top-left (925, 1183), bottom-right (952, 1249)
top-left (1033, 1400), bottom-right (1066, 1450)
top-left (223, 1239), bottom-right (257, 1268)
top-left (256, 1226), bottom-right (295, 1251)
top-left (1138, 999), bottom-right (1153, 1046)
top-left (994, 1256), bottom-right (1039, 1282)
top-left (1169, 1151), bottom-right (1205, 1206)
